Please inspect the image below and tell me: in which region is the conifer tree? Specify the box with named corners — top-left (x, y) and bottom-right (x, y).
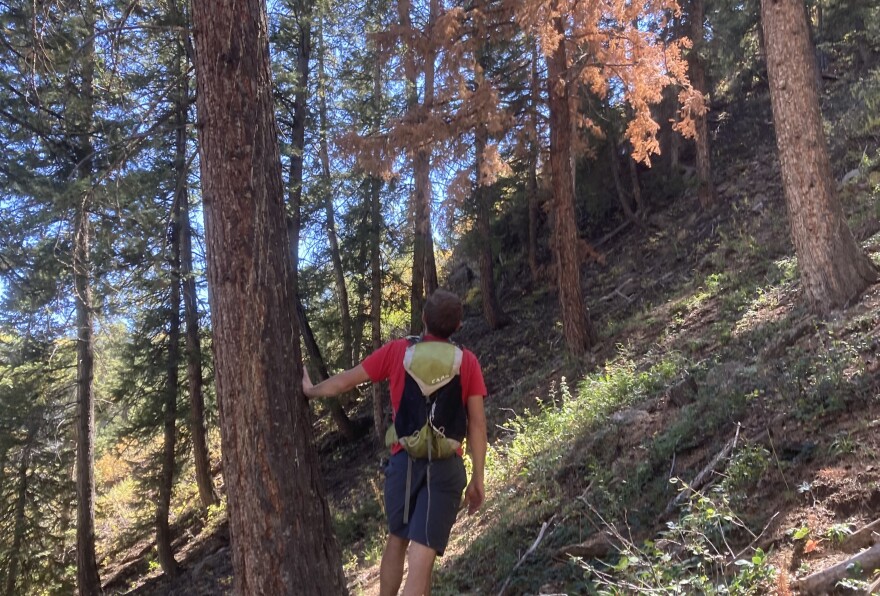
top-left (70, 2), bottom-right (102, 590)
top-left (275, 0), bottom-right (356, 440)
top-left (168, 0), bottom-right (218, 510)
top-left (316, 14), bottom-right (355, 369)
top-left (473, 34), bottom-right (510, 329)
top-left (527, 40), bottom-right (544, 284)
top-left (761, 0), bottom-right (878, 311)
top-left (0, 329), bottom-right (77, 595)
top-left (156, 179), bottom-right (182, 578)
top-left (398, 0), bottom-right (435, 334)
top-left (686, 0), bottom-right (715, 206)
top-left (368, 42), bottom-right (387, 443)
top-left (190, 0), bottom-right (348, 590)
top-left (516, 0), bottom-right (696, 355)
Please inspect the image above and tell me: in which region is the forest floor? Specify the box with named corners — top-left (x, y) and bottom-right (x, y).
top-left (106, 73), bottom-right (880, 595)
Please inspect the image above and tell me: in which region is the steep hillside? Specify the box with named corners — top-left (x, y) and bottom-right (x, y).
top-left (109, 76), bottom-right (880, 595)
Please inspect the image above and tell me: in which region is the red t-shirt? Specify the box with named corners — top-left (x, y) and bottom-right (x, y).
top-left (362, 335), bottom-right (487, 454)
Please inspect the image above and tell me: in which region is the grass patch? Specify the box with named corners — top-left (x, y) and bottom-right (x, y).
top-left (496, 352), bottom-right (684, 484)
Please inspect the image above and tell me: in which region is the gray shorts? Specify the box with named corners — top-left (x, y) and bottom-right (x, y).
top-left (384, 451), bottom-right (467, 556)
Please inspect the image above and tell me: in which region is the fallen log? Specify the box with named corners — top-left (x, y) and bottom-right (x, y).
top-left (843, 518), bottom-right (880, 553)
top-left (794, 543), bottom-right (880, 594)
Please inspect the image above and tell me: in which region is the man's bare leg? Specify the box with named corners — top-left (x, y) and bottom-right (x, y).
top-left (380, 534), bottom-right (409, 596)
top-left (402, 541), bottom-right (437, 596)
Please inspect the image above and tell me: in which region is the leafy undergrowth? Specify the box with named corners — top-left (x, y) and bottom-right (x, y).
top-left (112, 79), bottom-right (880, 595)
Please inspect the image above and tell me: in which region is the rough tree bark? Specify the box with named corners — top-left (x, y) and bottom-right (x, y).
top-left (546, 8), bottom-right (595, 356)
top-left (410, 145), bottom-right (429, 335)
top-left (422, 0), bottom-right (440, 298)
top-left (190, 0), bottom-right (348, 591)
top-left (761, 0), bottom-right (878, 312)
top-left (74, 172), bottom-right (101, 596)
top-left (73, 2), bottom-right (101, 591)
top-left (688, 0), bottom-right (715, 206)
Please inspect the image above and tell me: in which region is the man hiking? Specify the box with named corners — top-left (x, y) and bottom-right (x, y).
top-left (303, 289), bottom-right (488, 596)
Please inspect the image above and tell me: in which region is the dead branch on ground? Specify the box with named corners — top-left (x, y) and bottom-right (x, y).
top-left (496, 515), bottom-right (556, 596)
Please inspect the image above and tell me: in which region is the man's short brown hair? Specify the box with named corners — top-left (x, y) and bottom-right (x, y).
top-left (423, 289), bottom-right (462, 339)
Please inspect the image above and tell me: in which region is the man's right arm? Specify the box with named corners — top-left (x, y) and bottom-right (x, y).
top-left (302, 364), bottom-right (371, 399)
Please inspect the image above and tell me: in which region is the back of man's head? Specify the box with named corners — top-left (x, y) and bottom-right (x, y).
top-left (423, 289), bottom-right (463, 339)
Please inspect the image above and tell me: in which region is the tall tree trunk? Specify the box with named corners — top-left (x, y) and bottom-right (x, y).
top-left (369, 48), bottom-right (386, 445)
top-left (170, 0), bottom-right (216, 511)
top-left (761, 0), bottom-right (878, 311)
top-left (399, 0), bottom-right (432, 333)
top-left (297, 301), bottom-right (329, 380)
top-left (5, 441), bottom-right (31, 596)
top-left (410, 148), bottom-right (428, 334)
top-left (370, 173), bottom-right (385, 444)
top-left (73, 3), bottom-right (101, 592)
top-left (74, 193), bottom-right (101, 596)
top-left (285, 0), bottom-right (308, 281)
top-left (157, 204), bottom-right (182, 577)
top-left (474, 52), bottom-right (509, 329)
top-left (317, 16), bottom-right (354, 369)
top-left (688, 0), bottom-right (715, 206)
top-left (546, 11), bottom-right (595, 356)
top-left (190, 0), bottom-right (348, 591)
top-left (285, 10), bottom-right (353, 440)
top-left (422, 0), bottom-right (439, 300)
top-left (528, 40), bottom-right (541, 284)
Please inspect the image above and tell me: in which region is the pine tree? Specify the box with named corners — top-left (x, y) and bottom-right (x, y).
top-left (686, 0), bottom-right (715, 206)
top-left (275, 0), bottom-right (356, 441)
top-left (168, 0), bottom-right (218, 511)
top-left (316, 14), bottom-right (355, 370)
top-left (761, 0), bottom-right (878, 311)
top-left (0, 329), bottom-right (77, 595)
top-left (473, 35), bottom-right (510, 329)
top-left (516, 0), bottom-right (696, 355)
top-left (190, 0), bottom-right (348, 590)
top-left (70, 2), bottom-right (102, 590)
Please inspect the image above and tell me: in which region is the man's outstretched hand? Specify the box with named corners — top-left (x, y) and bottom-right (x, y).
top-left (463, 477), bottom-right (484, 515)
top-left (302, 366), bottom-right (314, 399)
